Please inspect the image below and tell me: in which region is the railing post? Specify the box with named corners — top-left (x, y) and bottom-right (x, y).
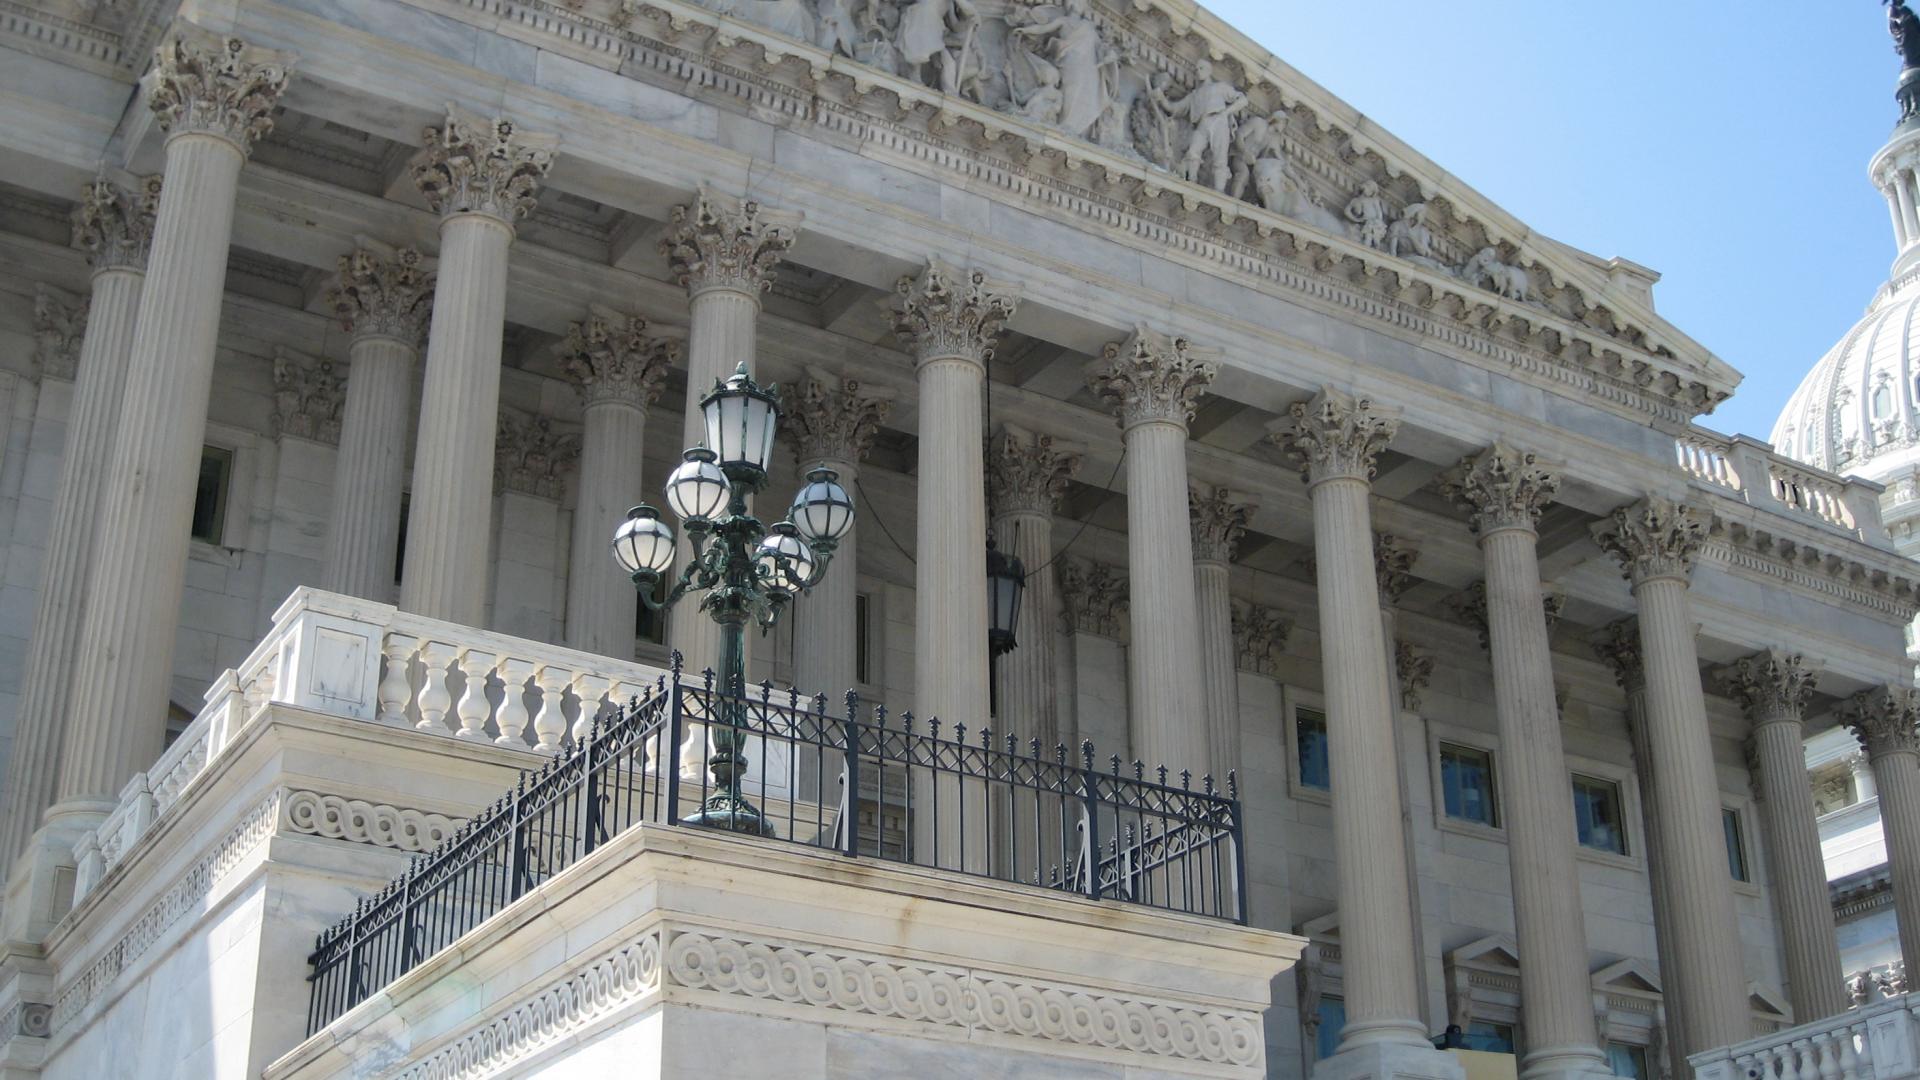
top-left (398, 869), bottom-right (416, 966)
top-left (841, 690), bottom-right (860, 858)
top-left (507, 777), bottom-right (527, 901)
top-left (1229, 772), bottom-right (1248, 925)
top-left (581, 720), bottom-right (602, 856)
top-left (665, 653), bottom-right (685, 824)
top-left (1080, 741), bottom-right (1101, 901)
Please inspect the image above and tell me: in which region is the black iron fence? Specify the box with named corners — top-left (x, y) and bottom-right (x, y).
top-left (305, 656), bottom-right (1246, 1035)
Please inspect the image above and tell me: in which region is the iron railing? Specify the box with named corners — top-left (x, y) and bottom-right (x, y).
top-left (305, 655), bottom-right (1246, 1035)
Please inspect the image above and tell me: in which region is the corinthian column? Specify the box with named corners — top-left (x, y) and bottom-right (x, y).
top-left (398, 109), bottom-right (555, 625)
top-left (988, 425), bottom-right (1080, 748)
top-left (59, 28), bottom-right (292, 809)
top-left (322, 242), bottom-right (433, 600)
top-left (1441, 444), bottom-right (1605, 1080)
top-left (556, 309), bottom-right (675, 657)
top-left (661, 187), bottom-right (799, 675)
top-left (1088, 328), bottom-right (1215, 775)
top-left (1190, 483), bottom-right (1253, 779)
top-left (1273, 389), bottom-right (1446, 1074)
top-left (1721, 651), bottom-right (1846, 1021)
top-left (0, 176), bottom-right (159, 871)
top-left (891, 260), bottom-right (1018, 739)
top-left (783, 368), bottom-right (893, 697)
top-left (1593, 498), bottom-right (1748, 1061)
top-left (1840, 686), bottom-right (1920, 969)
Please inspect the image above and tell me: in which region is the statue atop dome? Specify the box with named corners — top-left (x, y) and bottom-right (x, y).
top-left (1894, 1), bottom-right (1920, 70)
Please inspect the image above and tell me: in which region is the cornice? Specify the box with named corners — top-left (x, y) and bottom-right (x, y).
top-left (1700, 516), bottom-right (1920, 623)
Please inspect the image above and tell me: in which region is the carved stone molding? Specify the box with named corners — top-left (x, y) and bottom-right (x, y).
top-left (1232, 601), bottom-right (1291, 675)
top-left (1396, 640), bottom-right (1435, 711)
top-left (1058, 557), bottom-right (1128, 639)
top-left (143, 25), bottom-right (293, 151)
top-left (1373, 532), bottom-right (1419, 604)
top-left (1445, 581), bottom-right (1563, 652)
top-left (1841, 686), bottom-right (1920, 759)
top-left (1272, 387), bottom-right (1399, 484)
top-left (1590, 618), bottom-right (1644, 692)
top-left (1087, 325), bottom-right (1217, 431)
top-left (327, 241), bottom-right (435, 346)
top-left (988, 424), bottom-right (1080, 516)
top-left (783, 365), bottom-right (896, 467)
top-left (1189, 484), bottom-right (1253, 563)
top-left (891, 258), bottom-right (1020, 368)
top-left (1593, 497), bottom-right (1708, 585)
top-left (281, 790), bottom-right (460, 852)
top-left (1718, 650), bottom-right (1818, 724)
top-left (270, 346), bottom-right (345, 445)
top-left (556, 308), bottom-right (677, 412)
top-left (1439, 442), bottom-right (1560, 535)
top-left (72, 174), bottom-right (161, 271)
top-left (32, 285), bottom-right (85, 382)
top-left (496, 408), bottom-right (583, 499)
top-left (1701, 520), bottom-right (1920, 621)
top-left (413, 108), bottom-right (557, 224)
top-left (661, 184), bottom-right (801, 297)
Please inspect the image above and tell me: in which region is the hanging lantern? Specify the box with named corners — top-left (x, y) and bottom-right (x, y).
top-left (985, 535), bottom-right (1025, 657)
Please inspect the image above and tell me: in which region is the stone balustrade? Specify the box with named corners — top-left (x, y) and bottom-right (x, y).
top-left (70, 587), bottom-right (670, 902)
top-left (1674, 428), bottom-right (1887, 544)
top-left (1692, 992), bottom-right (1920, 1080)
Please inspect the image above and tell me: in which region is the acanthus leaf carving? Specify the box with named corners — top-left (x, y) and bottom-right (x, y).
top-left (32, 285), bottom-right (86, 382)
top-left (1058, 556), bottom-right (1127, 639)
top-left (1589, 618), bottom-right (1644, 691)
top-left (327, 241), bottom-right (435, 346)
top-left (413, 108), bottom-right (557, 224)
top-left (1840, 685), bottom-right (1920, 759)
top-left (143, 25), bottom-right (293, 151)
top-left (892, 258), bottom-right (1021, 367)
top-left (1718, 649), bottom-right (1818, 724)
top-left (1592, 496), bottom-right (1708, 585)
top-left (988, 423), bottom-right (1080, 516)
top-left (1395, 640), bottom-right (1435, 711)
top-left (1189, 483), bottom-right (1253, 564)
top-left (1272, 386), bottom-right (1398, 484)
top-left (661, 185), bottom-right (801, 296)
top-left (556, 307), bottom-right (677, 412)
top-left (784, 366), bottom-right (896, 466)
top-left (1440, 442), bottom-right (1560, 535)
top-left (1088, 325), bottom-right (1217, 430)
top-left (270, 346), bottom-right (345, 445)
top-left (1231, 601), bottom-right (1291, 675)
top-left (496, 407), bottom-right (582, 499)
top-left (72, 174), bottom-right (162, 271)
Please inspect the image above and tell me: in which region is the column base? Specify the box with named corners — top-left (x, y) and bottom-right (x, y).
top-left (1314, 1040), bottom-right (1466, 1080)
top-left (1519, 1047), bottom-right (1614, 1080)
top-left (0, 800), bottom-right (110, 944)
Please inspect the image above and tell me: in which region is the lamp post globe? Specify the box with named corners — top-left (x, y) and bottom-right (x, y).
top-left (611, 505), bottom-right (676, 583)
top-left (664, 447), bottom-right (730, 524)
top-left (789, 466), bottom-right (855, 550)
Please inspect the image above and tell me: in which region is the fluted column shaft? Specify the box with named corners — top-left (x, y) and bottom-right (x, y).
top-left (914, 353), bottom-right (990, 732)
top-left (993, 507), bottom-right (1054, 741)
top-left (325, 333), bottom-right (415, 599)
top-left (1194, 556), bottom-right (1237, 778)
top-left (796, 455), bottom-right (859, 696)
top-left (1752, 714), bottom-right (1847, 1017)
top-left (570, 395), bottom-right (649, 655)
top-left (1900, 176), bottom-right (1920, 242)
top-left (1845, 687), bottom-right (1920, 969)
top-left (1122, 420), bottom-right (1205, 772)
top-left (2, 201), bottom-right (152, 861)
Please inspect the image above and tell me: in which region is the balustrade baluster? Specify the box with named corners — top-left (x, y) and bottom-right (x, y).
top-left (494, 659), bottom-right (535, 747)
top-left (569, 674), bottom-right (611, 743)
top-left (378, 633), bottom-right (418, 726)
top-left (532, 665), bottom-right (573, 752)
top-left (414, 642), bottom-right (457, 732)
top-left (454, 649), bottom-right (498, 740)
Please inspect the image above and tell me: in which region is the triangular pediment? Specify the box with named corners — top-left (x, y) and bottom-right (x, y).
top-left (1299, 912), bottom-right (1340, 942)
top-left (1591, 958), bottom-right (1663, 997)
top-left (1447, 934), bottom-right (1521, 972)
top-left (1748, 982), bottom-right (1790, 1019)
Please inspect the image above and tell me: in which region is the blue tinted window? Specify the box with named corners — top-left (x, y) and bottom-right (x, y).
top-left (1462, 1022), bottom-right (1515, 1054)
top-left (1441, 743), bottom-right (1499, 826)
top-left (1573, 775), bottom-right (1627, 855)
top-left (1298, 709), bottom-right (1330, 790)
top-left (1723, 808), bottom-right (1749, 882)
top-left (1314, 996), bottom-right (1346, 1060)
top-left (1608, 1043), bottom-right (1648, 1080)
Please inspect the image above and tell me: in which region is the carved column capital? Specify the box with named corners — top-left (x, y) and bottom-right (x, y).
top-left (270, 346), bottom-right (345, 445)
top-left (662, 185), bottom-right (801, 297)
top-left (1189, 484), bottom-right (1254, 564)
top-left (1271, 387), bottom-right (1399, 485)
top-left (326, 242), bottom-right (435, 346)
top-left (495, 407), bottom-right (581, 499)
top-left (988, 424), bottom-right (1080, 516)
top-left (1841, 686), bottom-right (1920, 759)
top-left (891, 259), bottom-right (1019, 368)
top-left (1057, 557), bottom-right (1128, 639)
top-left (1396, 640), bottom-right (1435, 711)
top-left (1232, 601), bottom-right (1292, 675)
top-left (783, 366), bottom-right (895, 468)
top-left (1718, 650), bottom-right (1818, 724)
top-left (556, 308), bottom-right (677, 412)
top-left (72, 175), bottom-right (162, 271)
top-left (1592, 497), bottom-right (1709, 585)
top-left (1373, 532), bottom-right (1419, 604)
top-left (413, 109), bottom-right (557, 224)
top-left (1440, 442), bottom-right (1560, 535)
top-left (143, 26), bottom-right (293, 152)
top-left (32, 285), bottom-right (85, 382)
top-left (1087, 326), bottom-right (1217, 431)
top-left (1590, 618), bottom-right (1644, 692)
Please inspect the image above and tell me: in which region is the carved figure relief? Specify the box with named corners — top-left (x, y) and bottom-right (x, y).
top-left (1344, 181), bottom-right (1388, 250)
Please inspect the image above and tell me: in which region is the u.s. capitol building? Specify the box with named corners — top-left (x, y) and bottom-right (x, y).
top-left (0, 0), bottom-right (1915, 1076)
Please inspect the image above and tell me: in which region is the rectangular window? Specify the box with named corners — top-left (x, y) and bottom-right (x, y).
top-left (1724, 808), bottom-right (1750, 882)
top-left (191, 446), bottom-right (233, 546)
top-left (1297, 708), bottom-right (1330, 791)
top-left (1607, 1043), bottom-right (1649, 1080)
top-left (855, 593), bottom-right (871, 685)
top-left (1461, 1022), bottom-right (1515, 1054)
top-left (1313, 996), bottom-right (1346, 1061)
top-left (1440, 743), bottom-right (1499, 827)
top-left (1573, 775), bottom-right (1628, 855)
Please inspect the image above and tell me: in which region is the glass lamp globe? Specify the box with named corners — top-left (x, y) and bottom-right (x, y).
top-left (611, 505), bottom-right (676, 578)
top-left (789, 467), bottom-right (855, 546)
top-left (701, 362), bottom-right (781, 478)
top-left (754, 522), bottom-right (816, 596)
top-left (664, 447), bottom-right (730, 522)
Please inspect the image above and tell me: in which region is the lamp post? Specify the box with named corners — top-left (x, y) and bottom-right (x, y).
top-left (611, 362), bottom-right (854, 836)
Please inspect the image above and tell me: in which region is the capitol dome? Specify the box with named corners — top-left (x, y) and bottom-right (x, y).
top-left (1771, 272), bottom-right (1920, 487)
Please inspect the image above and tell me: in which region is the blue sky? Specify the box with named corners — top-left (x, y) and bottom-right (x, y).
top-left (1204, 2), bottom-right (1898, 442)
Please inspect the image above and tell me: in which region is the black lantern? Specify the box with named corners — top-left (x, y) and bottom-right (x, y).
top-left (700, 362), bottom-right (781, 482)
top-left (985, 535), bottom-right (1025, 657)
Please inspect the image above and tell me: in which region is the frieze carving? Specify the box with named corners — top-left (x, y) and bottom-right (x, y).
top-left (1088, 325), bottom-right (1217, 431)
top-left (556, 307), bottom-right (677, 411)
top-left (327, 241), bottom-right (435, 345)
top-left (32, 285), bottom-right (85, 382)
top-left (1272, 387), bottom-right (1398, 485)
top-left (1058, 556), bottom-right (1127, 638)
top-left (784, 365), bottom-right (896, 466)
top-left (1440, 443), bottom-right (1560, 535)
top-left (1841, 686), bottom-right (1920, 759)
top-left (1189, 484), bottom-right (1253, 563)
top-left (1593, 497), bottom-right (1708, 586)
top-left (72, 174), bottom-right (161, 271)
top-left (270, 346), bottom-right (345, 445)
top-left (1718, 649), bottom-right (1817, 723)
top-left (661, 184), bottom-right (801, 296)
top-left (496, 407), bottom-right (582, 498)
top-left (143, 25), bottom-right (293, 151)
top-left (1700, 519), bottom-right (1920, 621)
top-left (892, 258), bottom-right (1020, 367)
top-left (281, 790), bottom-right (460, 852)
top-left (989, 424), bottom-right (1080, 516)
top-left (1231, 602), bottom-right (1290, 675)
top-left (1395, 640), bottom-right (1434, 711)
top-left (413, 108), bottom-right (557, 224)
